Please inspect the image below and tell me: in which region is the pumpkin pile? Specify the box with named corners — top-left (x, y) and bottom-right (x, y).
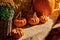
top-left (14, 12), bottom-right (48, 27)
top-left (10, 0), bottom-right (56, 39)
top-left (13, 0), bottom-right (52, 28)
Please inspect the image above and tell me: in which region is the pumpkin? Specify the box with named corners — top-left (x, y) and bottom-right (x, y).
top-left (28, 12), bottom-right (39, 25)
top-left (14, 12), bottom-right (27, 27)
top-left (39, 16), bottom-right (48, 23)
top-left (33, 0), bottom-right (55, 16)
top-left (11, 28), bottom-right (24, 39)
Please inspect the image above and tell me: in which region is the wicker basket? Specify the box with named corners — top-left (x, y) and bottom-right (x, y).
top-left (0, 17), bottom-right (13, 38)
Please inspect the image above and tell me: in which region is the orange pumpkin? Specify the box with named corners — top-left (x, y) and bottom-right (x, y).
top-left (11, 28), bottom-right (24, 39)
top-left (14, 18), bottom-right (27, 27)
top-left (33, 0), bottom-right (55, 16)
top-left (39, 16), bottom-right (48, 23)
top-left (14, 12), bottom-right (27, 27)
top-left (28, 12), bottom-right (39, 25)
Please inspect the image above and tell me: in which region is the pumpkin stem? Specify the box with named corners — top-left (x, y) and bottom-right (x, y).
top-left (33, 12), bottom-right (37, 18)
top-left (15, 12), bottom-right (22, 19)
top-left (19, 12), bottom-right (21, 19)
top-left (16, 12), bottom-right (20, 19)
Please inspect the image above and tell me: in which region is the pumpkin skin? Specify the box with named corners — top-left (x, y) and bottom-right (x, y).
top-left (14, 18), bottom-right (27, 27)
top-left (11, 28), bottom-right (24, 39)
top-left (28, 17), bottom-right (39, 25)
top-left (33, 0), bottom-right (55, 16)
top-left (39, 16), bottom-right (48, 23)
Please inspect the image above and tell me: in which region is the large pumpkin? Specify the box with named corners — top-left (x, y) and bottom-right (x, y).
top-left (33, 0), bottom-right (55, 16)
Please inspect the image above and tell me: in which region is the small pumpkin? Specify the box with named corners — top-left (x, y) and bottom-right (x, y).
top-left (39, 16), bottom-right (48, 23)
top-left (28, 12), bottom-right (39, 25)
top-left (14, 12), bottom-right (27, 27)
top-left (11, 28), bottom-right (24, 39)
